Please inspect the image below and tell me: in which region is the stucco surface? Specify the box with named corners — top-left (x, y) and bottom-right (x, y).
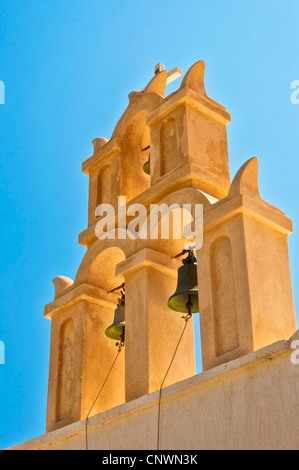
top-left (9, 330), bottom-right (299, 450)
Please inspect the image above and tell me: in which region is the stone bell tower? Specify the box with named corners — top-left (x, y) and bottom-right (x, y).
top-left (44, 60), bottom-right (297, 435)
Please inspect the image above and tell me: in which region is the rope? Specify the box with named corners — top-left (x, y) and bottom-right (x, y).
top-left (85, 342), bottom-right (123, 450)
top-left (157, 313), bottom-right (192, 450)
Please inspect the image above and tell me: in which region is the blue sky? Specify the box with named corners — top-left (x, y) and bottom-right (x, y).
top-left (0, 0), bottom-right (299, 449)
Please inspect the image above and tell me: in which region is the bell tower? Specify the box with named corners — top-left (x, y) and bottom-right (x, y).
top-left (147, 61), bottom-right (231, 199)
top-left (44, 60), bottom-right (297, 434)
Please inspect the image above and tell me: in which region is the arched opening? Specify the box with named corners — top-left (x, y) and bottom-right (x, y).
top-left (143, 187), bottom-right (210, 374)
top-left (120, 111), bottom-right (151, 201)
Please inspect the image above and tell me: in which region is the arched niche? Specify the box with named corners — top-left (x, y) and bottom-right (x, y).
top-left (209, 236), bottom-right (239, 356)
top-left (56, 318), bottom-right (75, 422)
top-left (97, 165), bottom-right (112, 206)
top-left (160, 118), bottom-right (178, 176)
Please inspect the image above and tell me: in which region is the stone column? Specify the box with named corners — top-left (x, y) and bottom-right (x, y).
top-left (45, 283), bottom-right (125, 432)
top-left (196, 158), bottom-right (297, 370)
top-left (116, 248), bottom-right (196, 402)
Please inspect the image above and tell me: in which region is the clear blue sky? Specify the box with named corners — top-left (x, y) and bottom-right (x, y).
top-left (0, 0), bottom-right (299, 450)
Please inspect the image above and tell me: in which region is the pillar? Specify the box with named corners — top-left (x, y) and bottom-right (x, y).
top-left (196, 158), bottom-right (297, 370)
top-left (116, 248), bottom-right (196, 402)
top-left (45, 283), bottom-right (125, 432)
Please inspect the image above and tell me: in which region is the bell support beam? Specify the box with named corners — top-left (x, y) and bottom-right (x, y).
top-left (44, 282), bottom-right (125, 432)
top-left (115, 248), bottom-right (196, 403)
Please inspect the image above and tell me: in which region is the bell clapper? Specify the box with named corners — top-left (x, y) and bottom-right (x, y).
top-left (186, 293), bottom-right (193, 314)
top-left (182, 294), bottom-right (193, 322)
top-left (115, 331), bottom-right (125, 351)
top-left (115, 339), bottom-right (125, 353)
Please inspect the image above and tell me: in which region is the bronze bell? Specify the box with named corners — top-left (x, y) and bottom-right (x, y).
top-left (168, 251), bottom-right (199, 314)
top-left (105, 296), bottom-right (125, 343)
top-left (143, 154), bottom-right (150, 175)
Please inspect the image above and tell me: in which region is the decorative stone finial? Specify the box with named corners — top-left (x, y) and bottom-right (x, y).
top-left (92, 137), bottom-right (108, 154)
top-left (53, 276), bottom-right (74, 300)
